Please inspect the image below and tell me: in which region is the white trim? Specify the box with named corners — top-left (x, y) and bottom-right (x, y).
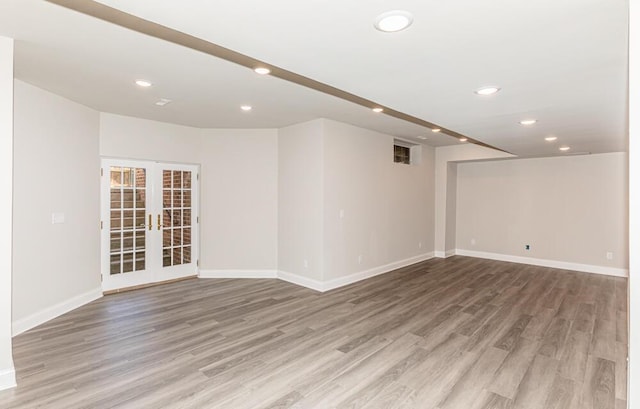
top-left (12, 287), bottom-right (103, 336)
top-left (455, 249), bottom-right (628, 278)
top-left (321, 252), bottom-right (435, 292)
top-left (434, 250), bottom-right (455, 258)
top-left (199, 254), bottom-right (435, 293)
top-left (279, 253), bottom-right (434, 292)
top-left (629, 0), bottom-right (639, 404)
top-left (0, 367), bottom-right (16, 391)
top-left (277, 270), bottom-right (325, 292)
top-left (198, 269), bottom-right (278, 279)
top-left (0, 36), bottom-right (14, 394)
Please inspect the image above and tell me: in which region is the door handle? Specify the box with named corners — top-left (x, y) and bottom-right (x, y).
top-left (138, 214), bottom-right (153, 230)
top-left (158, 214), bottom-right (163, 230)
top-left (148, 214), bottom-right (152, 231)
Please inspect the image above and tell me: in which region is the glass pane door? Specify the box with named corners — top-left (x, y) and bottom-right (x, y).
top-left (162, 170), bottom-right (192, 267)
top-left (101, 159), bottom-right (199, 292)
top-left (155, 164), bottom-right (198, 283)
top-left (109, 166), bottom-right (146, 275)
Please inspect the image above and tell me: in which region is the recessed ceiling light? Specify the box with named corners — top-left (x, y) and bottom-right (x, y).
top-left (519, 119), bottom-right (537, 126)
top-left (254, 67), bottom-right (271, 75)
top-left (374, 10), bottom-right (413, 32)
top-left (417, 135), bottom-right (428, 140)
top-left (372, 107), bottom-right (384, 113)
top-left (432, 128), bottom-right (441, 133)
top-left (135, 79), bottom-right (152, 87)
top-left (559, 146), bottom-right (570, 151)
top-left (240, 105), bottom-right (252, 111)
top-left (459, 138), bottom-right (468, 142)
top-left (155, 98), bottom-right (172, 106)
top-left (474, 86), bottom-right (500, 96)
top-left (545, 136), bottom-right (557, 141)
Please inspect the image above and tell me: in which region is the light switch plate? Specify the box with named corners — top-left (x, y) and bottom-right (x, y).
top-left (52, 212), bottom-right (65, 224)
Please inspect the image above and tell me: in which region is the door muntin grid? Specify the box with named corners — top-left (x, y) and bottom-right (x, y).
top-left (110, 167), bottom-right (146, 275)
top-left (162, 170), bottom-right (192, 268)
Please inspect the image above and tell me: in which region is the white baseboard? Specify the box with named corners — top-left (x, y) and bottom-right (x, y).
top-left (277, 270), bottom-right (325, 292)
top-left (0, 367), bottom-right (16, 391)
top-left (281, 252), bottom-right (437, 292)
top-left (455, 249), bottom-right (629, 278)
top-left (200, 254), bottom-right (435, 293)
top-left (321, 252), bottom-right (435, 292)
top-left (12, 286), bottom-right (103, 337)
top-left (434, 250), bottom-right (455, 259)
top-left (198, 269), bottom-right (278, 279)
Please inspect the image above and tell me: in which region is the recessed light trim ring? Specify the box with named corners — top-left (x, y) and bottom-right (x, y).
top-left (374, 10), bottom-right (413, 32)
top-left (475, 86), bottom-right (500, 96)
top-left (135, 79), bottom-right (152, 87)
top-left (254, 67), bottom-right (271, 75)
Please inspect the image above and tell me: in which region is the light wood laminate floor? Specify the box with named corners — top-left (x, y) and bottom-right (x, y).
top-left (0, 256), bottom-right (628, 409)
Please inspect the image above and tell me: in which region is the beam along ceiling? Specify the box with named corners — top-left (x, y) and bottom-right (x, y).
top-left (0, 0), bottom-right (629, 156)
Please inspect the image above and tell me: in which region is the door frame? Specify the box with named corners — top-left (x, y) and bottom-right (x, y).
top-left (100, 157), bottom-right (200, 292)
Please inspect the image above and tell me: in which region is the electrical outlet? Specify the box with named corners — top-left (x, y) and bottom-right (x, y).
top-left (606, 252), bottom-right (613, 260)
top-left (358, 255), bottom-right (362, 264)
top-left (418, 241), bottom-right (422, 249)
top-left (303, 259), bottom-right (308, 268)
top-left (525, 244), bottom-right (530, 250)
top-left (471, 238), bottom-right (476, 246)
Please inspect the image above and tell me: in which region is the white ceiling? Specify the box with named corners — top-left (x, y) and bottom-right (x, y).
top-left (0, 0), bottom-right (629, 156)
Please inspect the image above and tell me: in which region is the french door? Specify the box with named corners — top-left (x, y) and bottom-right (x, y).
top-left (101, 159), bottom-right (199, 292)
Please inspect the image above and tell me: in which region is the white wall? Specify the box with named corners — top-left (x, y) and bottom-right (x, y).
top-left (100, 113), bottom-right (202, 163)
top-left (628, 0), bottom-right (638, 405)
top-left (278, 119), bottom-right (324, 282)
top-left (434, 144), bottom-right (513, 256)
top-left (456, 153), bottom-right (628, 274)
top-left (322, 119), bottom-right (434, 281)
top-left (444, 162), bottom-right (458, 253)
top-left (277, 118), bottom-right (436, 289)
top-left (0, 36), bottom-right (15, 391)
top-left (101, 114), bottom-right (280, 274)
top-left (200, 129), bottom-right (278, 272)
top-left (12, 81), bottom-right (102, 330)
